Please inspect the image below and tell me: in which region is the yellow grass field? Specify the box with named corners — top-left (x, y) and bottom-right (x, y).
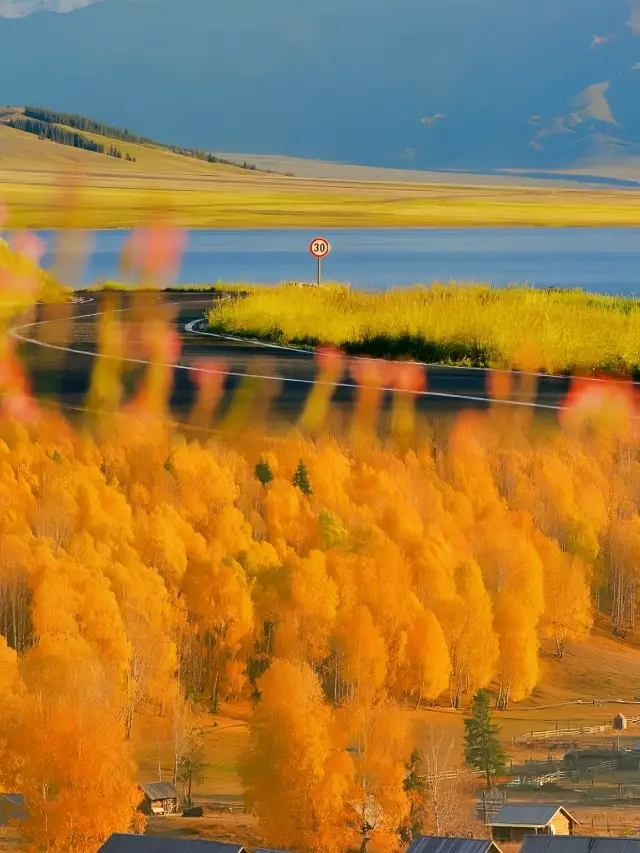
top-left (4, 123), bottom-right (640, 228)
top-left (208, 283), bottom-right (640, 375)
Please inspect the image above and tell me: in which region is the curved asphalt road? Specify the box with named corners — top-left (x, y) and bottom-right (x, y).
top-left (9, 293), bottom-right (575, 426)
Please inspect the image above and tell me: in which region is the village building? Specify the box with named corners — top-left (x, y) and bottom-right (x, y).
top-left (613, 713), bottom-right (628, 731)
top-left (138, 782), bottom-right (180, 816)
top-left (406, 837), bottom-right (504, 853)
top-left (520, 837), bottom-right (640, 853)
top-left (488, 805), bottom-right (578, 844)
top-left (99, 835), bottom-right (246, 853)
top-left (0, 794), bottom-right (27, 827)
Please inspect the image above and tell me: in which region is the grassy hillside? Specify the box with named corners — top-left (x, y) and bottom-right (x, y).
top-left (3, 106), bottom-right (640, 228)
top-left (0, 238), bottom-right (65, 303)
top-left (0, 106), bottom-right (262, 176)
top-left (208, 283), bottom-right (640, 375)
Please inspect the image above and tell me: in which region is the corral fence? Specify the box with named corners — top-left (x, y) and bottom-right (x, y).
top-left (507, 768), bottom-right (578, 787)
top-left (418, 767), bottom-right (481, 783)
top-left (514, 715), bottom-right (640, 745)
top-left (587, 759), bottom-right (619, 776)
top-left (208, 801), bottom-right (246, 814)
top-left (575, 816), bottom-right (640, 837)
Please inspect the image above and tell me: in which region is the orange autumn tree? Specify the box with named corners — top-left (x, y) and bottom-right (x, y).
top-left (242, 658), bottom-right (354, 853)
top-left (437, 559), bottom-right (498, 709)
top-left (1, 647), bottom-right (143, 853)
top-left (343, 700), bottom-right (411, 853)
top-left (537, 533), bottom-right (592, 658)
top-left (395, 609), bottom-right (450, 709)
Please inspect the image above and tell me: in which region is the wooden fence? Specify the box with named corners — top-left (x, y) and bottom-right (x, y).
top-left (586, 759), bottom-right (619, 776)
top-left (514, 716), bottom-right (640, 745)
top-left (509, 769), bottom-right (578, 787)
top-left (514, 725), bottom-right (609, 744)
top-left (418, 767), bottom-right (479, 783)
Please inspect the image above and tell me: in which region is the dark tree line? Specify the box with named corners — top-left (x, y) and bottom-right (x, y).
top-left (9, 118), bottom-right (135, 161)
top-left (21, 105), bottom-right (288, 174)
top-left (9, 118), bottom-right (104, 153)
top-left (23, 106), bottom-right (156, 145)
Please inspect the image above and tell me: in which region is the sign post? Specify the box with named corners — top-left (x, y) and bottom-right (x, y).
top-left (309, 237), bottom-right (331, 285)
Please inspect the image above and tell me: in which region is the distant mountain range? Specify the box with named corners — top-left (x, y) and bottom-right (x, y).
top-left (2, 0), bottom-right (640, 174)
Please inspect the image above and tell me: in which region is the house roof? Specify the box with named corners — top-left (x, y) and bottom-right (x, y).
top-left (520, 838), bottom-right (640, 853)
top-left (0, 794), bottom-right (27, 827)
top-left (406, 837), bottom-right (502, 853)
top-left (489, 805), bottom-right (577, 828)
top-left (139, 782), bottom-right (179, 801)
top-left (98, 836), bottom-right (245, 853)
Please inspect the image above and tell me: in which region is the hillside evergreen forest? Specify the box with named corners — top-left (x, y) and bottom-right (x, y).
top-left (8, 116), bottom-right (137, 161)
top-left (10, 106), bottom-right (277, 171)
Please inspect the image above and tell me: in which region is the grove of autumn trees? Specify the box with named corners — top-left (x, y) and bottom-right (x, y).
top-left (0, 391), bottom-right (635, 850)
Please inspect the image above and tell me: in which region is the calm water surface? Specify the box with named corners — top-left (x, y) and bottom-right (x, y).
top-left (37, 228), bottom-right (640, 295)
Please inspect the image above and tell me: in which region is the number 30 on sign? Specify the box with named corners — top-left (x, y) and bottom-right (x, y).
top-left (309, 237), bottom-right (331, 258)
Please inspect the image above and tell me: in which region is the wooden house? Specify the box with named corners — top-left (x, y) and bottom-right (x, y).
top-left (0, 794), bottom-right (27, 827)
top-left (138, 782), bottom-right (180, 816)
top-left (613, 713), bottom-right (628, 731)
top-left (488, 804), bottom-right (578, 843)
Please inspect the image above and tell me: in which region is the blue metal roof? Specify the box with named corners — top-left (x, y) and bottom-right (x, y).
top-left (489, 805), bottom-right (577, 828)
top-left (406, 837), bottom-right (502, 853)
top-left (98, 835), bottom-right (246, 853)
top-left (520, 838), bottom-right (640, 853)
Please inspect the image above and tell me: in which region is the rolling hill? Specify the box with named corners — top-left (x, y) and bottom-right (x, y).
top-left (0, 105), bottom-right (267, 175)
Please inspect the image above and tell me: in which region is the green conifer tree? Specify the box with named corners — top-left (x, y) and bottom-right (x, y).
top-left (255, 459), bottom-right (274, 486)
top-left (292, 460), bottom-right (312, 496)
top-left (464, 689), bottom-right (507, 788)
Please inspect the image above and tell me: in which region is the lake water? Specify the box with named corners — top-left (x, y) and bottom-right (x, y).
top-left (36, 227), bottom-right (640, 295)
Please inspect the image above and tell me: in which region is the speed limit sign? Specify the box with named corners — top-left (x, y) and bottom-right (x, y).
top-left (309, 237), bottom-right (331, 259)
top-left (309, 237), bottom-right (330, 284)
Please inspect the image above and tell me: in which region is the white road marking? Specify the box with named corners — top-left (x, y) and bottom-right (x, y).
top-left (7, 301), bottom-right (566, 411)
top-left (184, 319), bottom-right (314, 355)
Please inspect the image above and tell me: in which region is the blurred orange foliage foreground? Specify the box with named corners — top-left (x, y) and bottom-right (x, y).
top-left (2, 214), bottom-right (640, 852)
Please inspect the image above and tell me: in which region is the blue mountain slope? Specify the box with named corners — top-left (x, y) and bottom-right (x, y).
top-left (1, 0), bottom-right (640, 171)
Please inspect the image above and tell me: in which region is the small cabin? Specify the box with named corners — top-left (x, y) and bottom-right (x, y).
top-left (613, 713), bottom-right (628, 731)
top-left (405, 838), bottom-right (504, 853)
top-left (488, 804), bottom-right (578, 844)
top-left (138, 782), bottom-right (179, 816)
top-left (99, 835), bottom-right (247, 852)
top-left (0, 794), bottom-right (27, 827)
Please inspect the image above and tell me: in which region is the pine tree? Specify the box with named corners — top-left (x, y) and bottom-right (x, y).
top-left (255, 459), bottom-right (273, 486)
top-left (400, 749), bottom-right (424, 844)
top-left (463, 689), bottom-right (507, 788)
top-left (293, 460), bottom-right (312, 496)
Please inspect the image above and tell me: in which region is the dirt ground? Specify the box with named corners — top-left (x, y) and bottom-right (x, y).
top-left (124, 630), bottom-right (640, 846)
